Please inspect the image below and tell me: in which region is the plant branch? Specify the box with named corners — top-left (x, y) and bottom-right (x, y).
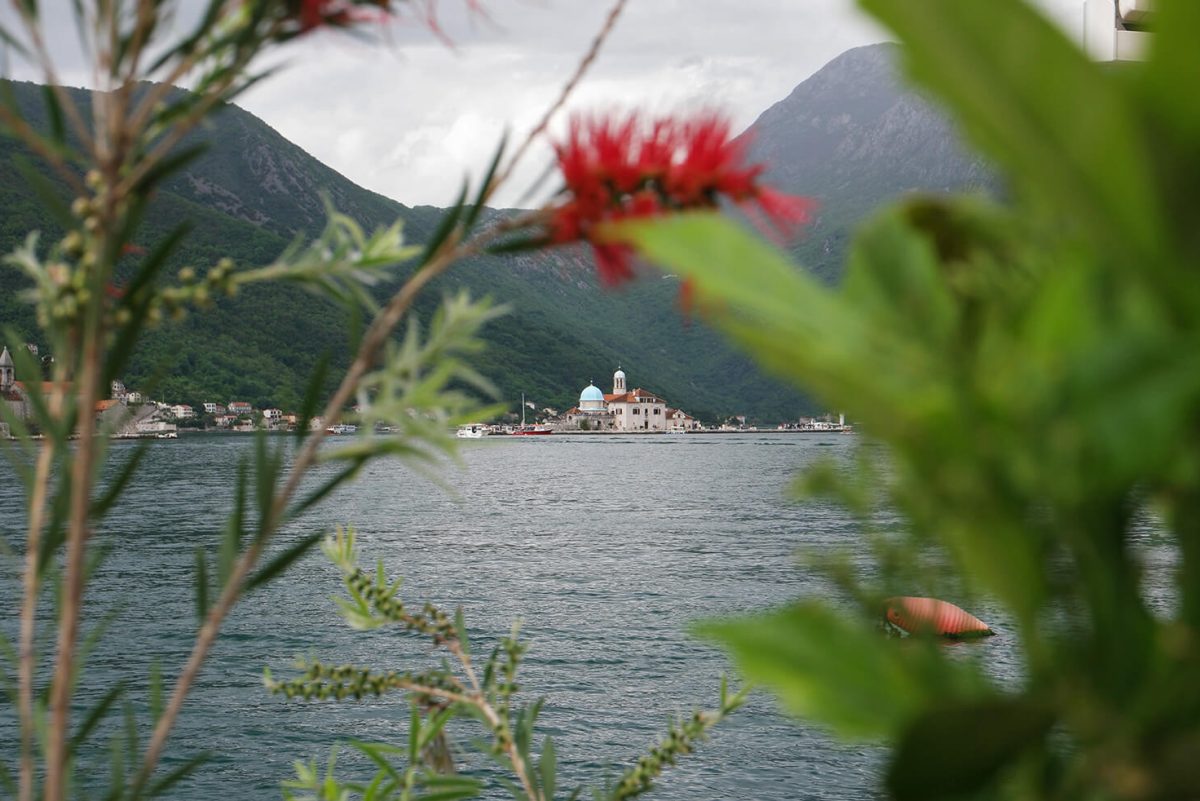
top-left (16, 382), bottom-right (66, 801)
top-left (491, 0), bottom-right (628, 195)
top-left (44, 321), bottom-right (103, 801)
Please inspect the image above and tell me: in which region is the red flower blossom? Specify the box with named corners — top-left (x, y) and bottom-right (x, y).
top-left (292, 0), bottom-right (389, 33)
top-left (547, 110), bottom-right (813, 287)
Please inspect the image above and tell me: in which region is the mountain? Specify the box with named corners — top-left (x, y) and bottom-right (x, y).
top-left (0, 43), bottom-right (988, 422)
top-left (743, 43), bottom-right (993, 280)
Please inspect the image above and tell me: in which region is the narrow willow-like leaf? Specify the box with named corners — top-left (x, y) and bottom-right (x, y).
top-left (105, 222), bottom-right (194, 386)
top-left (11, 154), bottom-right (74, 228)
top-left (289, 460), bottom-right (364, 520)
top-left (0, 760), bottom-right (14, 794)
top-left (90, 442), bottom-right (149, 520)
top-left (123, 699), bottom-right (139, 764)
top-left (68, 682), bottom-right (125, 759)
top-left (133, 141), bottom-right (209, 193)
top-left (244, 532), bottom-right (322, 592)
top-left (419, 181), bottom-right (468, 267)
top-left (463, 131), bottom-right (507, 232)
top-left (252, 430), bottom-right (279, 540)
top-left (454, 606), bottom-right (470, 658)
top-left (347, 739), bottom-right (404, 782)
top-left (149, 660), bottom-right (163, 724)
top-left (295, 350), bottom-right (330, 444)
top-left (141, 751), bottom-right (212, 799)
top-left (194, 547), bottom-right (209, 623)
top-left (539, 736), bottom-right (557, 801)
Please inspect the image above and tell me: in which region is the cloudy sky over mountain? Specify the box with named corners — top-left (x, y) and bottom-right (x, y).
top-left (3, 0), bottom-right (1090, 208)
top-left (238, 1), bottom-right (890, 208)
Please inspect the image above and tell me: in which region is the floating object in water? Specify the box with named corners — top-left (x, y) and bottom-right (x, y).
top-left (884, 596), bottom-right (994, 638)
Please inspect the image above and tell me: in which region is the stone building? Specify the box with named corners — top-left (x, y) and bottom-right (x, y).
top-left (562, 367), bottom-right (703, 432)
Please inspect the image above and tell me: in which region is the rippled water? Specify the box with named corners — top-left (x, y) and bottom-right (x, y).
top-left (1, 432), bottom-right (1029, 798)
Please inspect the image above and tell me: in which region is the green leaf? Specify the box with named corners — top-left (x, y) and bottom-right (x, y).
top-left (106, 222), bottom-right (194, 386)
top-left (419, 182), bottom-right (468, 266)
top-left (243, 533), bottom-right (322, 592)
top-left (91, 443), bottom-right (149, 520)
top-left (454, 606), bottom-right (470, 658)
top-left (68, 683), bottom-right (125, 759)
top-left (194, 547), bottom-right (209, 623)
top-left (295, 350), bottom-right (330, 444)
top-left (289, 459), bottom-right (364, 520)
top-left (142, 752), bottom-right (212, 799)
top-left (698, 601), bottom-right (982, 739)
top-left (11, 154), bottom-right (74, 229)
top-left (41, 84), bottom-right (66, 146)
top-left (134, 142), bottom-right (209, 193)
top-left (463, 132), bottom-right (507, 232)
top-left (886, 696), bottom-right (1054, 800)
top-left (149, 660), bottom-right (163, 724)
top-left (859, 0), bottom-right (1164, 262)
top-left (539, 736), bottom-right (557, 801)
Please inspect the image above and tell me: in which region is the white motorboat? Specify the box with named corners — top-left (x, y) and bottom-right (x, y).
top-left (456, 423), bottom-right (490, 439)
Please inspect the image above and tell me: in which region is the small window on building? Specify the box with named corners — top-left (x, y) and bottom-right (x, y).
top-left (633, 407), bottom-right (639, 414)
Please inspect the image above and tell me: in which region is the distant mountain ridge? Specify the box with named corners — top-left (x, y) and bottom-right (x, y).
top-left (0, 43), bottom-right (990, 421)
top-left (743, 43), bottom-right (992, 279)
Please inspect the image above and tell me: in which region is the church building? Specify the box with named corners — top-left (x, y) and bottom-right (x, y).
top-left (563, 367), bottom-right (703, 432)
top-left (1, 346), bottom-right (29, 424)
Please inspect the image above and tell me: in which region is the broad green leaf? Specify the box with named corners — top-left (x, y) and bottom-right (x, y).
top-left (886, 696), bottom-right (1054, 801)
top-left (698, 601), bottom-right (984, 739)
top-left (858, 0), bottom-right (1164, 262)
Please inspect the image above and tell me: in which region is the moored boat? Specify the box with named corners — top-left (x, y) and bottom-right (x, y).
top-left (510, 426), bottom-right (553, 436)
top-left (457, 423), bottom-right (491, 439)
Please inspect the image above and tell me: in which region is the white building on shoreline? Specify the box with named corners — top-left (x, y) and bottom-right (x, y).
top-left (562, 367), bottom-right (703, 432)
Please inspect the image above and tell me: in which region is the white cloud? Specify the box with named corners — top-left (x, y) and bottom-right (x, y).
top-left (2, 0), bottom-right (894, 206)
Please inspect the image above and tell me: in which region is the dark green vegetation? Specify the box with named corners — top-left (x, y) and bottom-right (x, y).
top-left (625, 1), bottom-right (1200, 798)
top-left (0, 44), bottom-right (985, 420)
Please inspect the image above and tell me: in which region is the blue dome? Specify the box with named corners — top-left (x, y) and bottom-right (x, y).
top-left (579, 384), bottom-right (604, 403)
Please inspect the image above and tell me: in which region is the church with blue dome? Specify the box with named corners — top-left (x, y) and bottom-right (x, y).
top-left (561, 367), bottom-right (702, 432)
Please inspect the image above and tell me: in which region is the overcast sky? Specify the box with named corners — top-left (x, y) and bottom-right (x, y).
top-left (4, 0), bottom-right (1089, 208)
top-left (240, 1), bottom-right (891, 208)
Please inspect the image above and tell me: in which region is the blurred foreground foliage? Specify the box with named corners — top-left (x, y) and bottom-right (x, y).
top-left (621, 0), bottom-right (1200, 798)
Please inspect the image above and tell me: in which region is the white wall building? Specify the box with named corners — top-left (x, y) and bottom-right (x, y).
top-left (563, 367), bottom-right (700, 432)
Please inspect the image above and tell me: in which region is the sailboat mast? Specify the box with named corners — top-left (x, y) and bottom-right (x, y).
top-left (521, 393), bottom-right (526, 427)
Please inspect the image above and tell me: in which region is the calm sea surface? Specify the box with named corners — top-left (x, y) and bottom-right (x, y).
top-left (3, 431), bottom-right (1145, 799)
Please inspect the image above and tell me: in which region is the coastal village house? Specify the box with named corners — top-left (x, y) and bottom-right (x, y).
top-left (562, 368), bottom-right (703, 432)
top-left (1, 346), bottom-right (26, 425)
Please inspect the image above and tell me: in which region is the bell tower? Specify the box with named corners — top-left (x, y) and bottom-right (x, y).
top-left (0, 346), bottom-right (14, 392)
top-left (613, 366), bottom-right (626, 395)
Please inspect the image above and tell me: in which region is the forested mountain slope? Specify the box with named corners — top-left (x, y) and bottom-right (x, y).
top-left (0, 43), bottom-right (987, 421)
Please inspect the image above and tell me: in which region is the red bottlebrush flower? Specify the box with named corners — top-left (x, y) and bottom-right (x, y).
top-left (293, 0), bottom-right (389, 33)
top-left (547, 110), bottom-right (812, 288)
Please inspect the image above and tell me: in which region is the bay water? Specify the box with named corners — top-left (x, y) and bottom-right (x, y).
top-left (3, 432), bottom-right (1025, 799)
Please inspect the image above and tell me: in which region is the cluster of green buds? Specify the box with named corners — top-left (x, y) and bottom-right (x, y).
top-left (611, 710), bottom-right (715, 799)
top-left (156, 258), bottom-right (239, 323)
top-left (345, 568), bottom-right (461, 645)
top-left (267, 660), bottom-right (463, 703)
